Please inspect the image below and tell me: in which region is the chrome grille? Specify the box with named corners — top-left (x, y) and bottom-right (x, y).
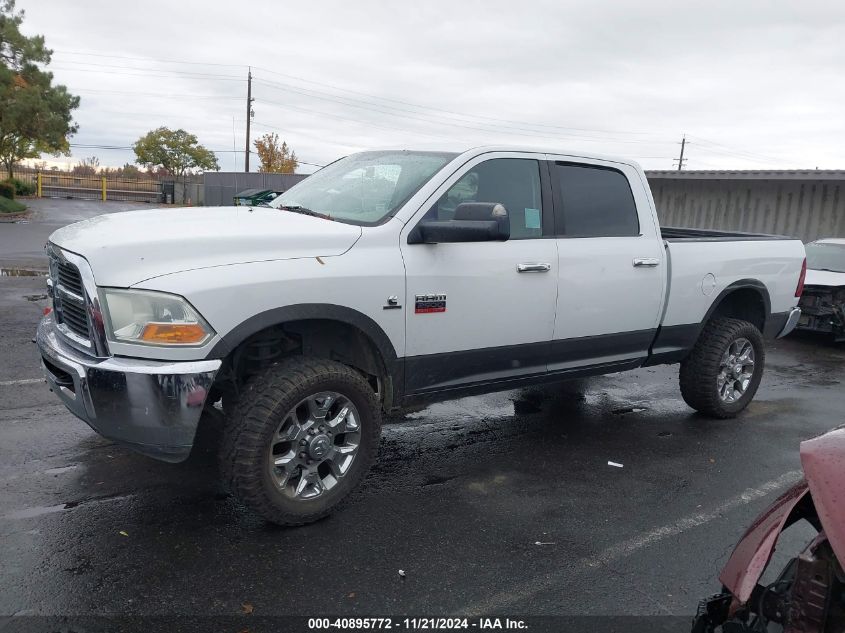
top-left (59, 297), bottom-right (89, 337)
top-left (56, 260), bottom-right (84, 297)
top-left (49, 251), bottom-right (91, 342)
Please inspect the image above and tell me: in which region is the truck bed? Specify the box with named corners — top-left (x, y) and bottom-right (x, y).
top-left (661, 226), bottom-right (793, 242)
top-left (653, 232), bottom-right (805, 363)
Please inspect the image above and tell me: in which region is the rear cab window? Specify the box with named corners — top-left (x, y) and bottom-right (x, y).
top-left (551, 162), bottom-right (640, 237)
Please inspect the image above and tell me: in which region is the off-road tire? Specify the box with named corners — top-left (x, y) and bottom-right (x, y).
top-left (221, 357), bottom-right (381, 526)
top-left (679, 317), bottom-right (765, 419)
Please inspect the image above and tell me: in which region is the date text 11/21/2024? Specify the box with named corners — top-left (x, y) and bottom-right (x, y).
top-left (307, 617), bottom-right (527, 629)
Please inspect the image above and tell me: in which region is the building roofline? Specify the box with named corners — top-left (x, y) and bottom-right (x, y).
top-left (645, 169), bottom-right (845, 181)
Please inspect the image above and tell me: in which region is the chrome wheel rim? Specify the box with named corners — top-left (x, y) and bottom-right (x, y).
top-left (717, 338), bottom-right (755, 403)
top-left (268, 391), bottom-right (361, 501)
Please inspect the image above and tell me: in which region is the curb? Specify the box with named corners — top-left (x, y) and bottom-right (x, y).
top-left (0, 210), bottom-right (31, 222)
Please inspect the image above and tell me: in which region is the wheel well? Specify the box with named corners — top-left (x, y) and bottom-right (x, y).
top-left (709, 288), bottom-right (766, 332)
top-left (215, 319), bottom-right (392, 407)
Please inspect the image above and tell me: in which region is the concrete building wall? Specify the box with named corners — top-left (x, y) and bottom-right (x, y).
top-left (204, 172), bottom-right (308, 207)
top-left (647, 171), bottom-right (845, 242)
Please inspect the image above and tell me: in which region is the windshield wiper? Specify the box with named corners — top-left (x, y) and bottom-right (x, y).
top-left (277, 205), bottom-right (333, 221)
top-left (813, 268), bottom-right (845, 273)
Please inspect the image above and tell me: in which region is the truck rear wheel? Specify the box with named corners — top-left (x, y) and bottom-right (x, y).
top-left (221, 357), bottom-right (381, 526)
top-left (679, 317), bottom-right (765, 419)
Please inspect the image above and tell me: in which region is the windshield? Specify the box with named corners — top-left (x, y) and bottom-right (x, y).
top-left (805, 242), bottom-right (845, 273)
top-left (270, 150), bottom-right (457, 225)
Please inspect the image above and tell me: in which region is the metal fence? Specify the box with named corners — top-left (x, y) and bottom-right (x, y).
top-left (204, 172), bottom-right (308, 206)
top-left (647, 170), bottom-right (845, 243)
top-left (12, 169), bottom-right (164, 203)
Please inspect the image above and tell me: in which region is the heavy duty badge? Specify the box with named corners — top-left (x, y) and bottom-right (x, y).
top-left (415, 293), bottom-right (446, 314)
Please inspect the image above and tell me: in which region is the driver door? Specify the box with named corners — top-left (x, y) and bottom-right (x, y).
top-left (399, 153), bottom-right (558, 395)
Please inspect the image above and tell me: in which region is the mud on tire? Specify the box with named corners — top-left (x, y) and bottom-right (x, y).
top-left (679, 317), bottom-right (765, 419)
top-left (220, 357), bottom-right (381, 526)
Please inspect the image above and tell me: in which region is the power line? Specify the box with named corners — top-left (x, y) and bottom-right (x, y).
top-left (59, 57), bottom-right (670, 146)
top-left (53, 50), bottom-right (791, 169)
top-left (55, 49), bottom-right (247, 69)
top-left (68, 143), bottom-right (325, 168)
top-left (685, 135), bottom-right (791, 165)
top-left (251, 76), bottom-right (672, 145)
top-left (251, 65), bottom-right (658, 138)
top-left (247, 119), bottom-right (361, 150)
top-left (61, 60), bottom-right (669, 147)
top-left (75, 88), bottom-right (241, 100)
top-left (54, 50), bottom-right (668, 140)
top-left (50, 63), bottom-right (245, 81)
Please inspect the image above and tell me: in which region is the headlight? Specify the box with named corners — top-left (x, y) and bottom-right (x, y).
top-left (100, 288), bottom-right (214, 346)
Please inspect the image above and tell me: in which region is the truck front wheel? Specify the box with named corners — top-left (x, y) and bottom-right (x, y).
top-left (221, 357), bottom-right (381, 525)
top-left (679, 317), bottom-right (765, 419)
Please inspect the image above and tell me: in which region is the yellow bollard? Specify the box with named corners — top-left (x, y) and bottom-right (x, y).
top-left (36, 172), bottom-right (42, 198)
top-left (101, 176), bottom-right (107, 201)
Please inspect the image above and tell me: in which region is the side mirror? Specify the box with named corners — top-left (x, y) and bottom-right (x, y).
top-left (408, 202), bottom-right (510, 244)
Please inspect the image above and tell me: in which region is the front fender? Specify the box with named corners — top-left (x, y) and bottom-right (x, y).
top-left (801, 426), bottom-right (845, 566)
top-left (718, 481), bottom-right (812, 603)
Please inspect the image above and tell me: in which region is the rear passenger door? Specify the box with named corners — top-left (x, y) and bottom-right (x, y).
top-left (549, 159), bottom-right (665, 371)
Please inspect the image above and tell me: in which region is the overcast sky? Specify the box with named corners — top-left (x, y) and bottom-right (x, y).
top-left (18, 0), bottom-right (845, 173)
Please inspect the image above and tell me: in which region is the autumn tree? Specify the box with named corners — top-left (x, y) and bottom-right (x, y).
top-left (117, 163), bottom-right (141, 179)
top-left (0, 0), bottom-right (79, 178)
top-left (253, 133), bottom-right (298, 173)
top-left (133, 127), bottom-right (218, 202)
top-left (71, 155), bottom-right (99, 175)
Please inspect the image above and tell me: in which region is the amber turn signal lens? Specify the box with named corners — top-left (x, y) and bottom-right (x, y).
top-left (140, 323), bottom-right (207, 344)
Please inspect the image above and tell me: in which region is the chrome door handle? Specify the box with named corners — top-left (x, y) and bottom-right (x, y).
top-left (632, 258), bottom-right (660, 267)
top-left (517, 263), bottom-right (551, 273)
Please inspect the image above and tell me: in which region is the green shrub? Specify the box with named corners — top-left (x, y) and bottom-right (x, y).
top-left (0, 196), bottom-right (26, 213)
top-left (0, 181), bottom-right (15, 200)
top-left (8, 177), bottom-right (35, 196)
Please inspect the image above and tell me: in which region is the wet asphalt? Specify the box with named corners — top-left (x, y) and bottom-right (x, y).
top-left (1, 200), bottom-right (844, 625)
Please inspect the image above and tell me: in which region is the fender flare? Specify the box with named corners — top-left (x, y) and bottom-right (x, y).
top-left (206, 303), bottom-right (400, 374)
top-left (646, 279), bottom-right (772, 365)
top-left (701, 279), bottom-right (771, 330)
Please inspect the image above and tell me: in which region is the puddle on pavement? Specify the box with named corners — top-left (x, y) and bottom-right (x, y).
top-left (44, 465), bottom-right (79, 475)
top-left (0, 268), bottom-right (47, 277)
top-left (403, 395), bottom-right (516, 423)
top-left (612, 406), bottom-right (649, 415)
top-left (3, 504), bottom-right (67, 520)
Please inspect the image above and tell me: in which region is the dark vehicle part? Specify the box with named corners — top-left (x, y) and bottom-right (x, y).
top-left (691, 427), bottom-right (845, 632)
top-left (220, 356), bottom-right (381, 526)
top-left (679, 317), bottom-right (765, 418)
top-left (797, 285), bottom-right (845, 342)
top-left (408, 202), bottom-right (511, 244)
top-left (233, 188), bottom-right (282, 206)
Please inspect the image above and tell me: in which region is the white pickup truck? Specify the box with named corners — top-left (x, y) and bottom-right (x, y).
top-left (37, 146), bottom-right (806, 525)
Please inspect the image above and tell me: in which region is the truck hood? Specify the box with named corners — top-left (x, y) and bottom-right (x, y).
top-left (49, 206), bottom-right (362, 287)
top-left (805, 268), bottom-right (845, 288)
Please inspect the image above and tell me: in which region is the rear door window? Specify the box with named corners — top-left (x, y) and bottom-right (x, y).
top-left (553, 163), bottom-right (639, 237)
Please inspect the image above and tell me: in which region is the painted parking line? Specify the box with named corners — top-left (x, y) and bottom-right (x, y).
top-left (457, 469), bottom-right (804, 616)
top-left (0, 378), bottom-right (43, 387)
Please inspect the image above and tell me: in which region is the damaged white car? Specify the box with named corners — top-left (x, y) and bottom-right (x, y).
top-left (796, 239), bottom-right (845, 341)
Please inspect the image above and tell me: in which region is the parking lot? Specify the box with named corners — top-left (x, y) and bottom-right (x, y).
top-left (2, 200), bottom-right (844, 627)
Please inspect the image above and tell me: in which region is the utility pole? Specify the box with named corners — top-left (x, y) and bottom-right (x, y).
top-left (673, 135), bottom-right (687, 171)
top-left (244, 67), bottom-right (254, 172)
